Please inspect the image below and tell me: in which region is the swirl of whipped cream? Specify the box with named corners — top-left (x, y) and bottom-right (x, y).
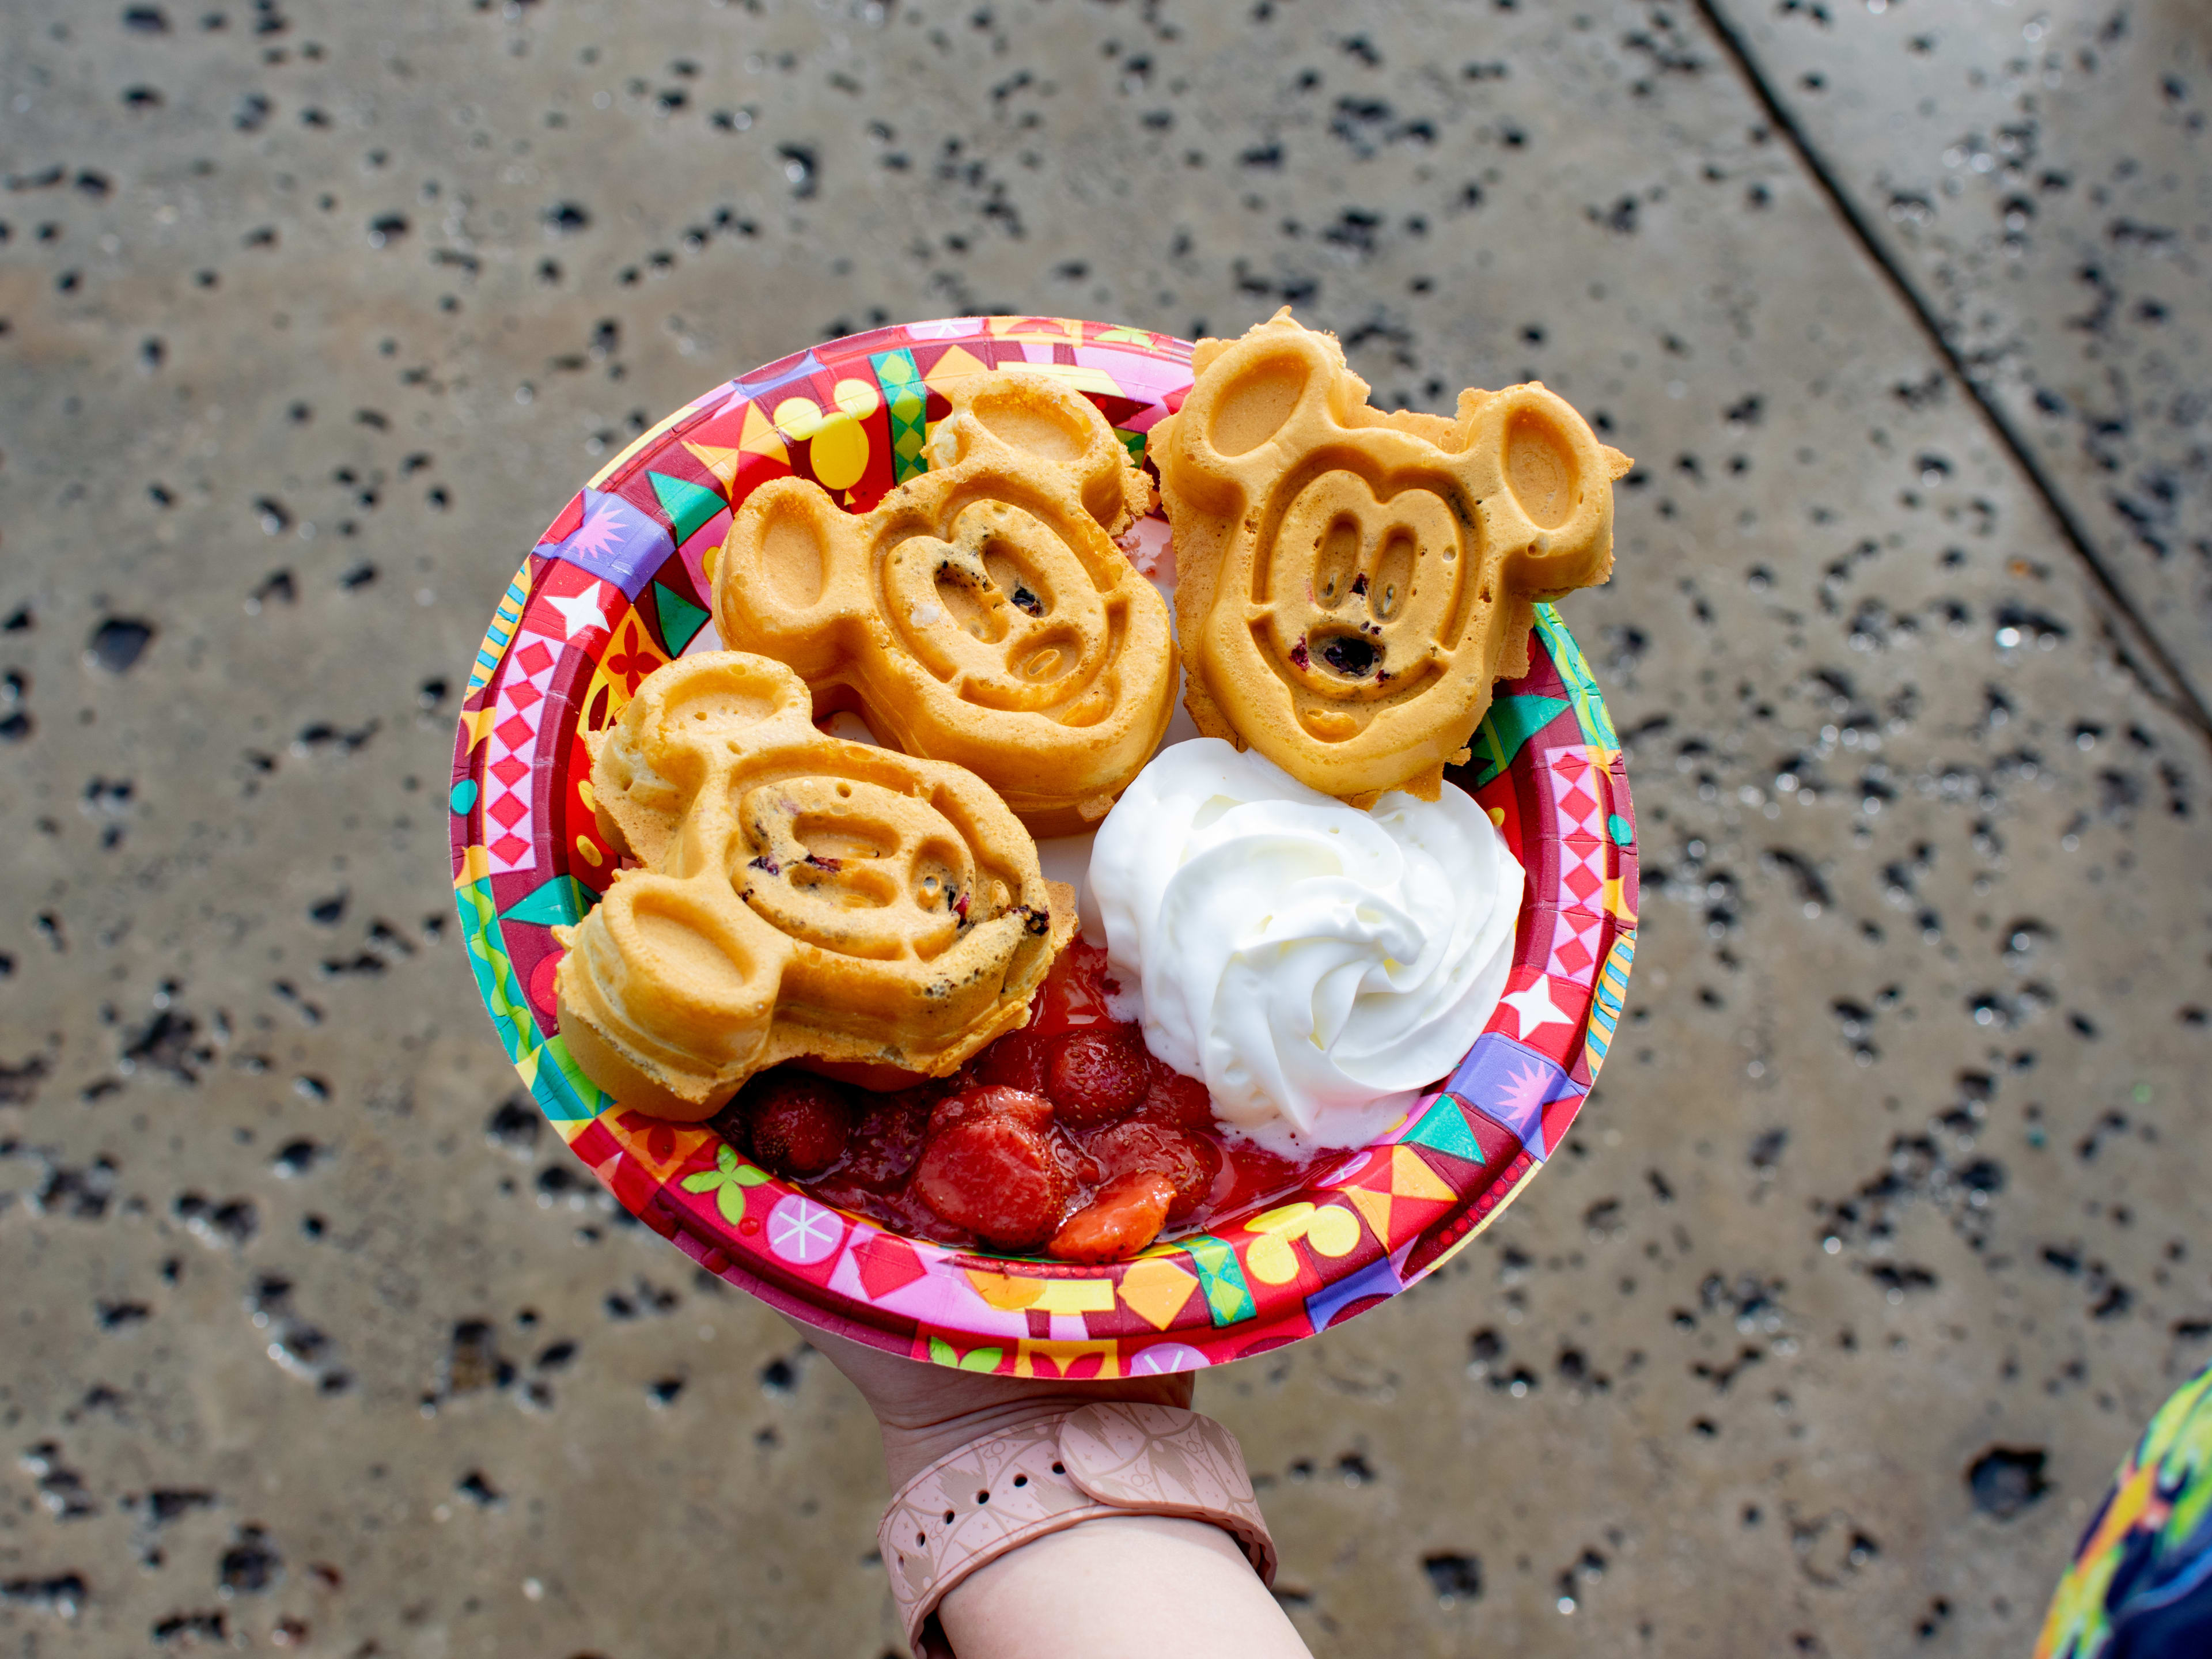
top-left (1088, 738), bottom-right (1524, 1153)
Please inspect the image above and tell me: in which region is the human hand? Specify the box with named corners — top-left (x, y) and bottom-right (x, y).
top-left (788, 1319), bottom-right (1194, 1487)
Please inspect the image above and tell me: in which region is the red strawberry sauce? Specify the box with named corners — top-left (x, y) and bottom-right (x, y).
top-left (709, 941), bottom-right (1339, 1259)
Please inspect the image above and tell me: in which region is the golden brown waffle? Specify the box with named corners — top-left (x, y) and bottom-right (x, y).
top-left (554, 652), bottom-right (1076, 1121)
top-left (713, 369), bottom-right (1177, 838)
top-left (1153, 309), bottom-right (1633, 806)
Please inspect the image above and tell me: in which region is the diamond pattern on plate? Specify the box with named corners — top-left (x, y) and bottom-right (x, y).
top-left (483, 637), bottom-right (559, 872)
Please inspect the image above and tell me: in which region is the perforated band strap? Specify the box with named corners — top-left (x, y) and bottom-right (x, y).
top-left (877, 1402), bottom-right (1278, 1659)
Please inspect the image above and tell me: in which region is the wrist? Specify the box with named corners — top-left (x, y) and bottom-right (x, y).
top-left (877, 1376), bottom-right (1192, 1488)
top-left (877, 1399), bottom-right (1278, 1659)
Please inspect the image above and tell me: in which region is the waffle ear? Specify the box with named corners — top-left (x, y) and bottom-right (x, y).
top-left (589, 653), bottom-right (815, 866)
top-left (714, 478), bottom-right (869, 677)
top-left (926, 370), bottom-right (1150, 538)
top-left (1461, 384), bottom-right (1619, 600)
top-left (1165, 313), bottom-right (1339, 514)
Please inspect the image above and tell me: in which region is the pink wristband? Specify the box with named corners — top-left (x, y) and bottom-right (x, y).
top-left (877, 1401), bottom-right (1278, 1658)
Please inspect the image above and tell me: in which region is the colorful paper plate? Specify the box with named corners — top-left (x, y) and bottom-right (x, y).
top-left (447, 317), bottom-right (1637, 1377)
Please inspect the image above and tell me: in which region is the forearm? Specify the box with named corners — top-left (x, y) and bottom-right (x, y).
top-left (938, 1512), bottom-right (1312, 1659)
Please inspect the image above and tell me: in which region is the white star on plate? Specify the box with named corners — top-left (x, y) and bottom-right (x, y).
top-left (768, 1195), bottom-right (842, 1264)
top-left (544, 583), bottom-right (609, 639)
top-left (1501, 976), bottom-right (1571, 1039)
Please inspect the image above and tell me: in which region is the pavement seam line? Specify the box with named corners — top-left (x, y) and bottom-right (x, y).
top-left (1691, 0), bottom-right (2212, 747)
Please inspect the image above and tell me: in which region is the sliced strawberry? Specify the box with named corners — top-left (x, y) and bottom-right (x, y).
top-left (1081, 1119), bottom-right (1222, 1223)
top-left (914, 1112), bottom-right (1067, 1249)
top-left (743, 1071), bottom-right (853, 1178)
top-left (838, 1086), bottom-right (938, 1192)
top-left (1046, 1024), bottom-right (1149, 1128)
top-left (928, 1085), bottom-right (1054, 1138)
top-left (1051, 1129), bottom-right (1102, 1191)
top-left (974, 1027), bottom-right (1052, 1096)
top-left (1132, 1055), bottom-right (1215, 1132)
top-left (1047, 1171), bottom-right (1175, 1263)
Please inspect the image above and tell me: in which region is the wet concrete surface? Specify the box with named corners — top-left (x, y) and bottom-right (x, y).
top-left (1, 2), bottom-right (2207, 1656)
top-left (1713, 0), bottom-right (2212, 725)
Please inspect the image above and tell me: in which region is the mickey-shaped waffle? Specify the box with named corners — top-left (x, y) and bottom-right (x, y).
top-left (713, 370), bottom-right (1177, 838)
top-left (554, 652), bottom-right (1077, 1121)
top-left (1154, 309), bottom-right (1633, 806)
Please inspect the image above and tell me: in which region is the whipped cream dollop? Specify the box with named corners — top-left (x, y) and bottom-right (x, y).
top-left (1088, 739), bottom-right (1524, 1153)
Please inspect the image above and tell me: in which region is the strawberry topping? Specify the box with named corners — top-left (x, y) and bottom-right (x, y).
top-left (741, 1071), bottom-right (852, 1178)
top-left (1046, 1024), bottom-right (1150, 1128)
top-left (1047, 1171), bottom-right (1176, 1263)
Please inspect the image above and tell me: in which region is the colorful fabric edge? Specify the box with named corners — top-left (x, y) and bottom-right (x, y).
top-left (2036, 1358), bottom-right (2212, 1659)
